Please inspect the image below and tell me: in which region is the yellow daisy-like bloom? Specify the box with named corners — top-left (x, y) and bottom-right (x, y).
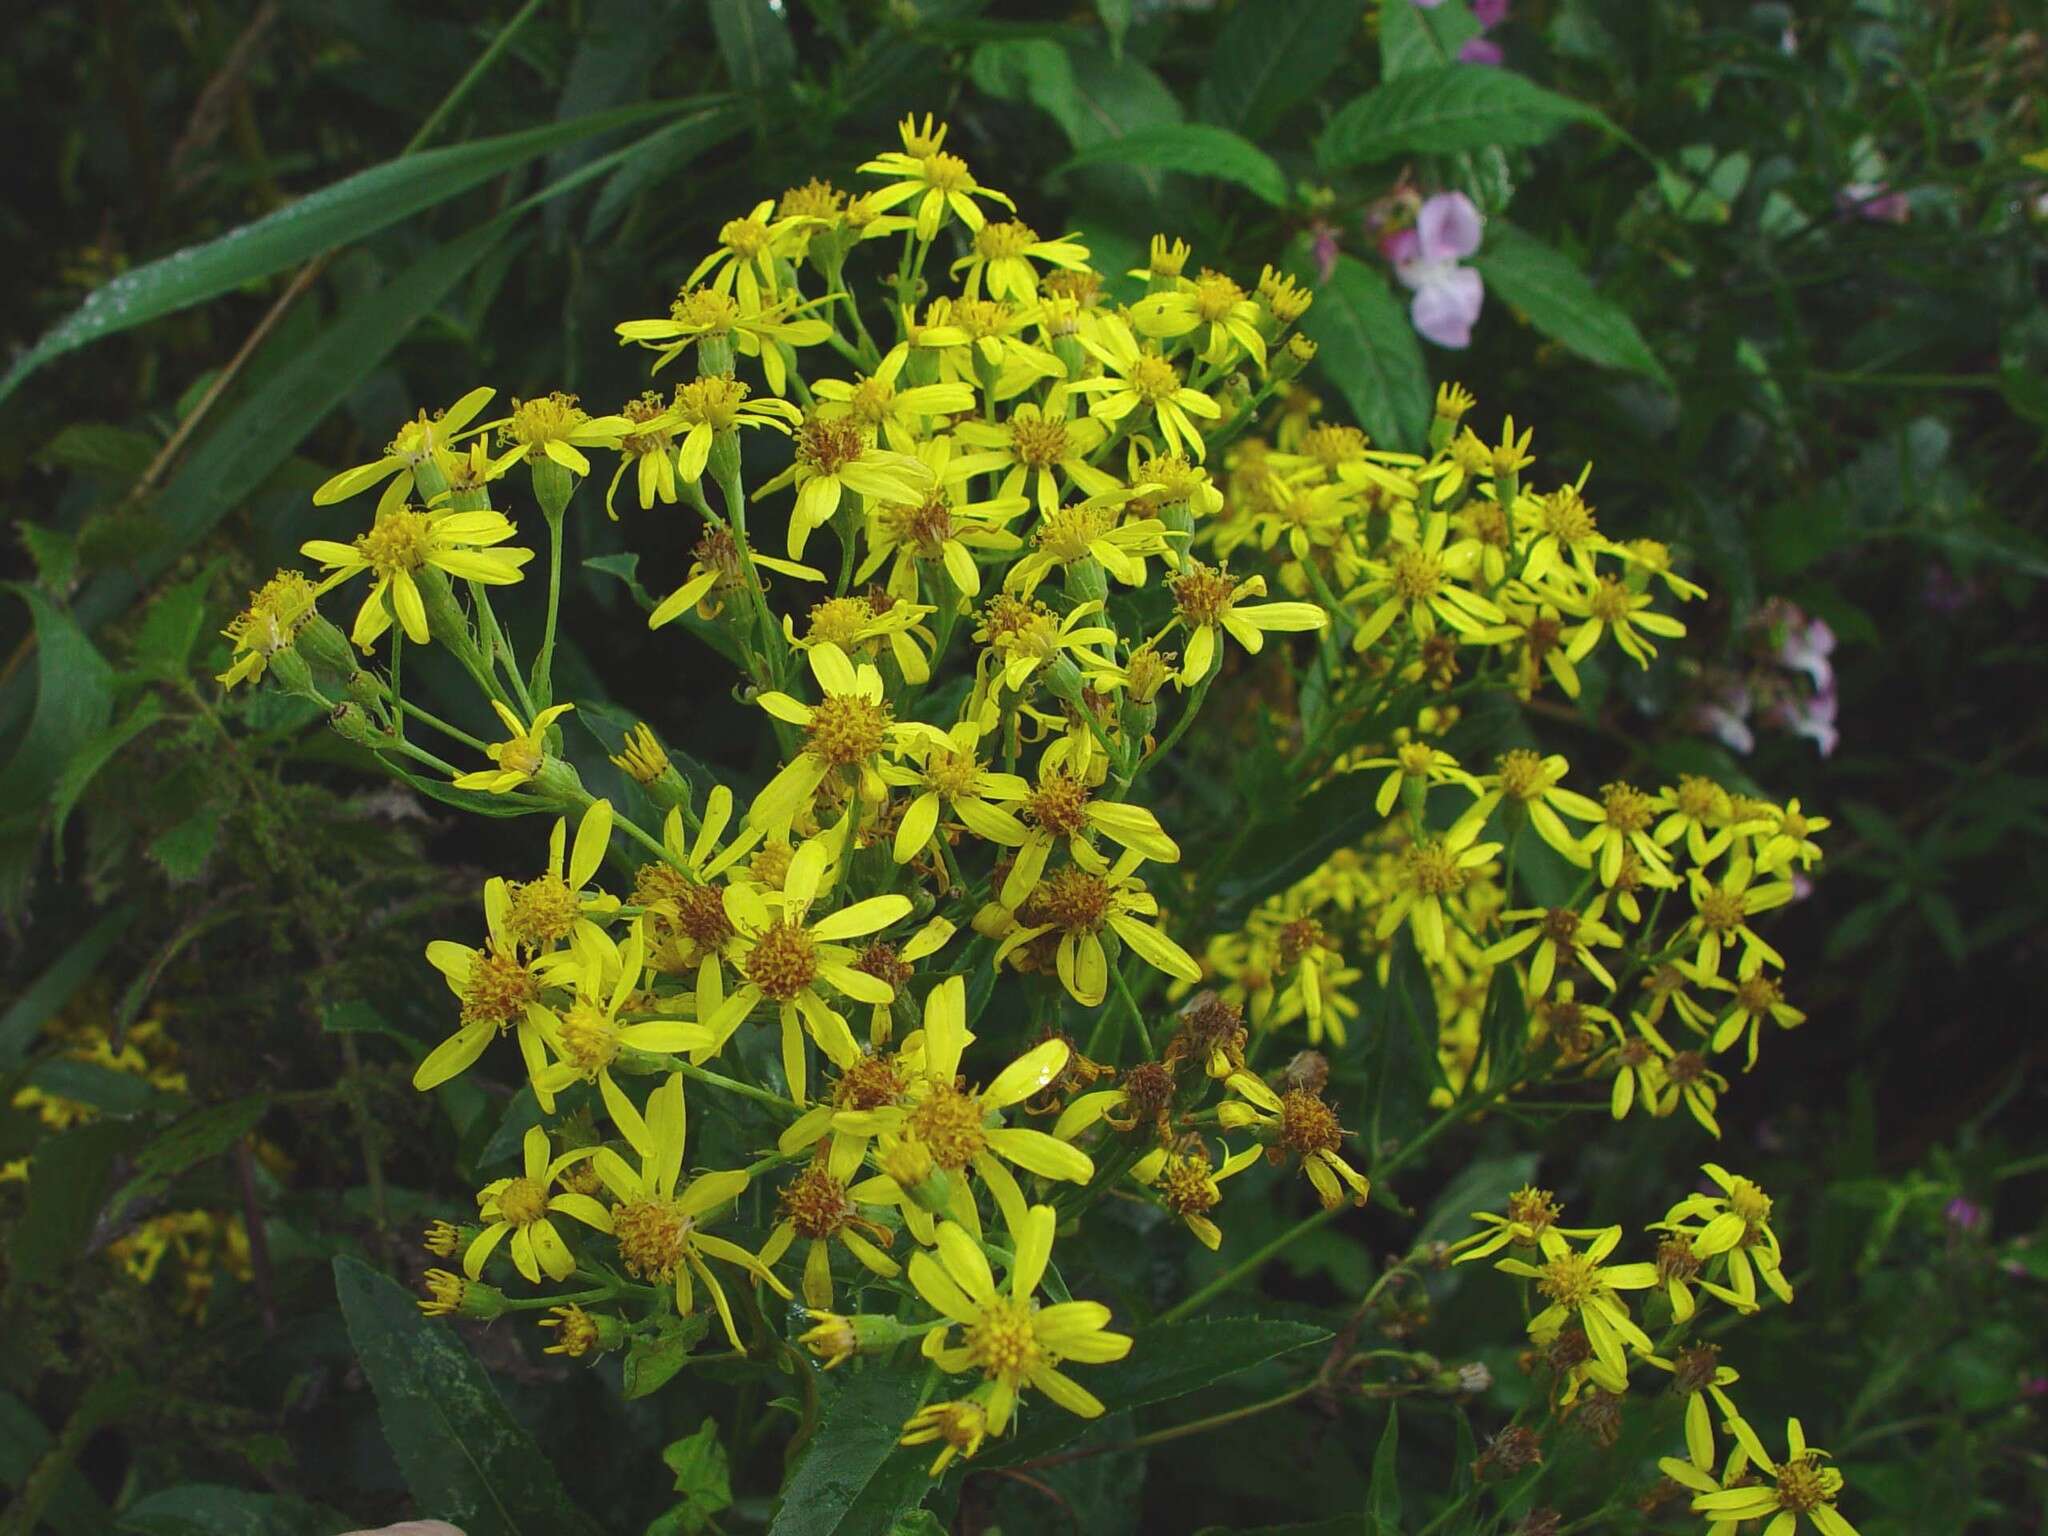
top-left (492, 391), bottom-right (633, 479)
top-left (856, 439), bottom-right (1027, 602)
top-left (685, 198), bottom-right (820, 310)
top-left (952, 389), bottom-right (1121, 517)
top-left (832, 977), bottom-right (1093, 1239)
top-left (1578, 779), bottom-right (1674, 889)
top-left (1660, 1162), bottom-right (1794, 1308)
top-left (464, 1126), bottom-right (609, 1285)
top-left (950, 220), bottom-right (1092, 302)
top-left (1621, 1010), bottom-right (1730, 1137)
top-left (1492, 1226), bottom-right (1659, 1391)
top-left (1644, 1344), bottom-right (1741, 1470)
top-left (1662, 1416), bottom-right (1860, 1536)
top-left (1753, 798), bottom-right (1830, 875)
top-left (1350, 741), bottom-right (1482, 822)
top-left (1128, 1139), bottom-right (1265, 1249)
top-left (312, 385), bottom-right (496, 506)
top-left (1515, 482), bottom-right (1615, 588)
top-left (857, 113), bottom-right (1016, 240)
top-left (811, 349), bottom-right (977, 456)
top-left (1164, 561), bottom-right (1326, 685)
top-left (1216, 1078), bottom-right (1372, 1210)
top-left (590, 1072), bottom-right (791, 1349)
top-left (1544, 572), bottom-right (1688, 668)
top-left (787, 592), bottom-right (936, 687)
top-left (1654, 773), bottom-right (1739, 866)
top-left (1448, 1184), bottom-right (1604, 1264)
top-left (756, 1158), bottom-right (901, 1309)
top-left (907, 1206), bottom-right (1133, 1445)
top-left (1374, 818), bottom-right (1501, 963)
top-left (632, 786), bottom-right (760, 1005)
top-left (972, 593), bottom-right (1119, 697)
top-left (1681, 856), bottom-right (1793, 977)
top-left (413, 901), bottom-right (552, 1094)
top-left (997, 757), bottom-right (1181, 909)
top-left (493, 799), bottom-right (623, 961)
top-left (531, 919), bottom-right (716, 1119)
top-left (1694, 964), bottom-right (1807, 1070)
top-left (615, 285), bottom-right (834, 396)
top-left (1347, 512), bottom-right (1507, 653)
top-left (1068, 313), bottom-right (1224, 461)
top-left (668, 373), bottom-right (803, 484)
top-left (755, 416), bottom-right (934, 562)
top-left (647, 527), bottom-right (824, 631)
top-left (1482, 897), bottom-right (1625, 996)
top-left (877, 714), bottom-right (1031, 864)
top-left (1004, 492), bottom-right (1171, 599)
top-left (749, 642), bottom-right (919, 835)
top-left (997, 847), bottom-right (1202, 1007)
top-left (603, 391), bottom-right (680, 518)
top-left (900, 1398), bottom-right (992, 1477)
top-left (217, 569), bottom-right (321, 688)
top-left (300, 486), bottom-right (532, 651)
top-left (700, 837), bottom-right (910, 1104)
top-left (451, 701), bottom-right (575, 794)
top-left (1130, 266), bottom-right (1270, 369)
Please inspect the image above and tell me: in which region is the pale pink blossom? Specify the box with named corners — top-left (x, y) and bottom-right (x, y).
top-left (1386, 192), bottom-right (1485, 348)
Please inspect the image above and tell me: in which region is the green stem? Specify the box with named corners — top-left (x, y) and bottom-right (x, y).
top-left (679, 1062), bottom-right (799, 1118)
top-left (403, 0), bottom-right (550, 153)
top-left (531, 509), bottom-right (565, 706)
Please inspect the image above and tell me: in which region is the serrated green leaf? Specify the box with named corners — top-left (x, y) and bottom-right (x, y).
top-left (0, 585), bottom-right (115, 813)
top-left (1379, 0), bottom-right (1481, 78)
top-left (767, 1362), bottom-right (931, 1536)
top-left (0, 103), bottom-right (691, 408)
top-left (133, 566), bottom-right (218, 676)
top-left (0, 1392), bottom-right (109, 1535)
top-left (624, 1313), bottom-right (714, 1399)
top-left (1060, 125), bottom-right (1288, 207)
top-left (114, 1484), bottom-right (353, 1536)
top-left (38, 423), bottom-right (160, 481)
top-left (651, 1417), bottom-right (733, 1533)
top-left (1368, 1405), bottom-right (1401, 1533)
top-left (48, 695), bottom-right (167, 863)
top-left (1470, 221), bottom-right (1669, 386)
top-left (333, 1256), bottom-right (605, 1536)
top-left (148, 802), bottom-right (223, 883)
top-left (134, 1096), bottom-right (266, 1181)
top-left (1292, 254), bottom-right (1431, 452)
top-left (991, 1319), bottom-right (1330, 1463)
top-left (1318, 66), bottom-right (1611, 171)
top-left (1203, 0), bottom-right (1358, 137)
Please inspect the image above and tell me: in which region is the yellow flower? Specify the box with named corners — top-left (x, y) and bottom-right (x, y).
top-left (1216, 1078), bottom-right (1371, 1210)
top-left (972, 593), bottom-right (1119, 697)
top-left (300, 487), bottom-right (531, 651)
top-left (616, 286), bottom-right (834, 396)
top-left (648, 528), bottom-right (824, 631)
top-left (1681, 856), bottom-right (1793, 977)
top-left (1659, 1163), bottom-right (1794, 1307)
top-left (464, 1126), bottom-right (609, 1284)
top-left (1644, 1344), bottom-right (1740, 1470)
top-left (668, 373), bottom-right (802, 483)
top-left (701, 837), bottom-right (910, 1104)
top-left (1128, 1140), bottom-right (1264, 1249)
top-left (590, 1072), bottom-right (791, 1348)
top-left (1069, 313), bottom-right (1224, 461)
top-left (998, 756), bottom-right (1180, 908)
top-left (1578, 779), bottom-right (1673, 889)
top-left (1492, 1226), bottom-right (1658, 1391)
top-left (900, 1398), bottom-right (991, 1476)
top-left (1448, 1184), bottom-right (1604, 1264)
top-left (996, 848), bottom-right (1202, 1007)
top-left (755, 416), bottom-right (933, 562)
top-left (452, 701), bottom-right (575, 794)
top-left (757, 1158), bottom-right (901, 1308)
top-left (1353, 740), bottom-right (1482, 821)
top-left (811, 350), bottom-right (976, 456)
top-left (531, 919), bottom-right (716, 1117)
top-left (1165, 561), bottom-right (1325, 684)
top-left (685, 198), bottom-right (820, 310)
top-left (1457, 750), bottom-right (1599, 868)
top-left (217, 569), bottom-right (321, 688)
top-left (493, 391), bottom-right (633, 479)
top-left (1693, 965), bottom-right (1806, 1070)
top-left (907, 1206), bottom-right (1132, 1442)
top-left (1753, 798), bottom-right (1829, 875)
top-left (1546, 573), bottom-right (1688, 668)
top-left (856, 438), bottom-right (1027, 601)
top-left (950, 220), bottom-right (1092, 302)
top-left (1004, 492), bottom-right (1172, 599)
top-left (749, 642), bottom-right (919, 835)
top-left (1374, 818), bottom-right (1501, 962)
top-left (858, 114), bottom-right (1016, 240)
top-left (877, 714), bottom-right (1031, 863)
top-left (603, 392), bottom-right (681, 517)
top-left (312, 385), bottom-right (496, 506)
top-left (1347, 513), bottom-right (1507, 652)
top-left (1663, 1416), bottom-right (1860, 1536)
top-left (1130, 266), bottom-right (1270, 369)
top-left (952, 389), bottom-right (1121, 517)
top-left (1482, 897), bottom-right (1624, 997)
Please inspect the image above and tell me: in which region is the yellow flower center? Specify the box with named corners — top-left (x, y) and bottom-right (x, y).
top-left (1656, 1237), bottom-right (1703, 1286)
top-left (1023, 772), bottom-right (1092, 837)
top-left (507, 874), bottom-right (580, 947)
top-left (1586, 577), bottom-right (1633, 624)
top-left (806, 597), bottom-right (876, 650)
top-left (621, 391), bottom-right (674, 455)
top-left (976, 220), bottom-right (1039, 258)
top-left (1391, 547), bottom-right (1445, 601)
top-left (1129, 353), bottom-right (1182, 402)
top-left (612, 1197), bottom-right (692, 1280)
top-left (1599, 782), bottom-right (1655, 834)
top-left (746, 920), bottom-right (819, 1001)
top-left (1496, 749), bottom-right (1549, 804)
top-left (460, 945), bottom-right (540, 1029)
top-left (1027, 868), bottom-right (1115, 934)
top-left (779, 178), bottom-right (843, 219)
top-left (920, 151), bottom-right (974, 193)
top-left (1278, 1089), bottom-right (1344, 1157)
top-left (1674, 774), bottom-right (1725, 820)
top-left (1401, 839), bottom-right (1468, 897)
top-left (635, 865), bottom-right (735, 951)
top-left (356, 507), bottom-right (436, 577)
top-left (1537, 1249), bottom-right (1600, 1308)
top-left (1034, 502), bottom-right (1113, 562)
top-left (555, 1000), bottom-right (620, 1075)
top-left (779, 1163), bottom-right (857, 1239)
top-left (1298, 425), bottom-right (1368, 470)
top-left (497, 1176), bottom-right (550, 1227)
top-left (720, 215), bottom-right (773, 259)
top-left (950, 298), bottom-right (1011, 339)
top-left (1505, 1185), bottom-right (1562, 1234)
top-left (1191, 269), bottom-right (1245, 323)
top-left (1540, 907), bottom-right (1581, 946)
top-left (674, 374), bottom-right (750, 429)
top-left (749, 842), bottom-right (793, 888)
top-left (1008, 412), bottom-right (1070, 467)
top-left (543, 1303), bottom-right (601, 1357)
top-left (1170, 562), bottom-right (1239, 627)
top-left (806, 692), bottom-right (891, 767)
top-left (844, 376), bottom-right (895, 426)
top-left (505, 391), bottom-right (586, 447)
top-left (890, 491), bottom-right (956, 557)
top-left (1735, 974), bottom-right (1782, 1013)
top-left (226, 571), bottom-right (319, 657)
top-left (964, 1293), bottom-right (1043, 1379)
top-left (796, 417), bottom-right (867, 476)
top-left (1775, 1455), bottom-right (1839, 1513)
top-left (905, 1080), bottom-right (988, 1169)
top-left (976, 594), bottom-right (1060, 657)
top-left (673, 288), bottom-right (740, 334)
top-left (924, 749), bottom-right (983, 800)
top-left (1539, 487), bottom-right (1598, 543)
top-left (1727, 1176), bottom-right (1772, 1233)
top-left (833, 1053), bottom-right (908, 1110)
top-left (499, 734), bottom-right (545, 777)
top-left (1134, 452), bottom-right (1206, 503)
top-left (1396, 741), bottom-right (1437, 776)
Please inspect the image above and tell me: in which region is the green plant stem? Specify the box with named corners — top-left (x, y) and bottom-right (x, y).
top-left (403, 0), bottom-right (549, 153)
top-left (531, 509), bottom-right (565, 705)
top-left (1158, 1206), bottom-right (1340, 1324)
top-left (1010, 1381), bottom-right (1318, 1473)
top-left (679, 1062), bottom-right (799, 1117)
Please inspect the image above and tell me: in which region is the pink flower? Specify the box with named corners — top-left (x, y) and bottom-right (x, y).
top-left (1472, 0), bottom-right (1509, 23)
top-left (1776, 614), bottom-right (1836, 695)
top-left (1389, 192), bottom-right (1485, 349)
top-left (1768, 685), bottom-right (1838, 758)
top-left (1458, 37), bottom-right (1504, 65)
top-left (1308, 218), bottom-right (1342, 284)
top-left (1838, 181), bottom-right (1911, 223)
top-left (1691, 679), bottom-right (1755, 756)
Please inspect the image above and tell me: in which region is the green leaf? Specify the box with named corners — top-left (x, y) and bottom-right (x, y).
top-left (971, 39), bottom-right (1182, 200)
top-left (623, 1312), bottom-right (714, 1399)
top-left (1379, 0), bottom-right (1480, 78)
top-left (15, 1120), bottom-right (136, 1284)
top-left (114, 1484), bottom-right (353, 1536)
top-left (133, 1096), bottom-right (267, 1182)
top-left (148, 802), bottom-right (224, 884)
top-left (0, 103), bottom-right (692, 408)
top-left (23, 1059), bottom-right (158, 1116)
top-left (1470, 222), bottom-right (1669, 387)
top-left (1203, 0), bottom-right (1358, 137)
top-left (37, 423), bottom-right (160, 482)
top-left (0, 903), bottom-right (138, 1066)
top-left (132, 566), bottom-right (219, 676)
top-left (1292, 253), bottom-right (1431, 455)
top-left (1097, 0), bottom-right (1133, 55)
top-left (333, 1256), bottom-right (605, 1536)
top-left (587, 105), bottom-right (747, 240)
top-left (993, 1319), bottom-right (1330, 1463)
top-left (709, 0), bottom-right (796, 91)
top-left (1318, 66), bottom-right (1611, 171)
top-left (0, 1392), bottom-right (109, 1536)
top-left (48, 695), bottom-right (167, 863)
top-left (767, 1362), bottom-right (931, 1536)
top-left (1060, 125), bottom-right (1289, 207)
top-left (0, 585), bottom-right (115, 810)
top-left (1367, 1405), bottom-right (1401, 1534)
top-left (651, 1417), bottom-right (733, 1534)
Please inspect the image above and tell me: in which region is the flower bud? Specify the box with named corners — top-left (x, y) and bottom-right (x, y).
top-left (879, 1136), bottom-right (952, 1214)
top-left (1271, 334), bottom-right (1318, 381)
top-left (418, 1268), bottom-right (507, 1319)
top-left (1061, 556), bottom-right (1108, 609)
top-left (798, 1311), bottom-right (922, 1368)
top-left (329, 701), bottom-right (380, 747)
top-left (296, 612), bottom-right (360, 679)
top-left (697, 334), bottom-right (737, 377)
top-left (1039, 654), bottom-right (1087, 706)
top-left (707, 427), bottom-right (742, 491)
top-left (264, 645), bottom-right (323, 702)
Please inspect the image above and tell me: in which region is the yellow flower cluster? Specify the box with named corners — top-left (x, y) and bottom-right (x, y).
top-left (234, 112), bottom-right (1841, 1510)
